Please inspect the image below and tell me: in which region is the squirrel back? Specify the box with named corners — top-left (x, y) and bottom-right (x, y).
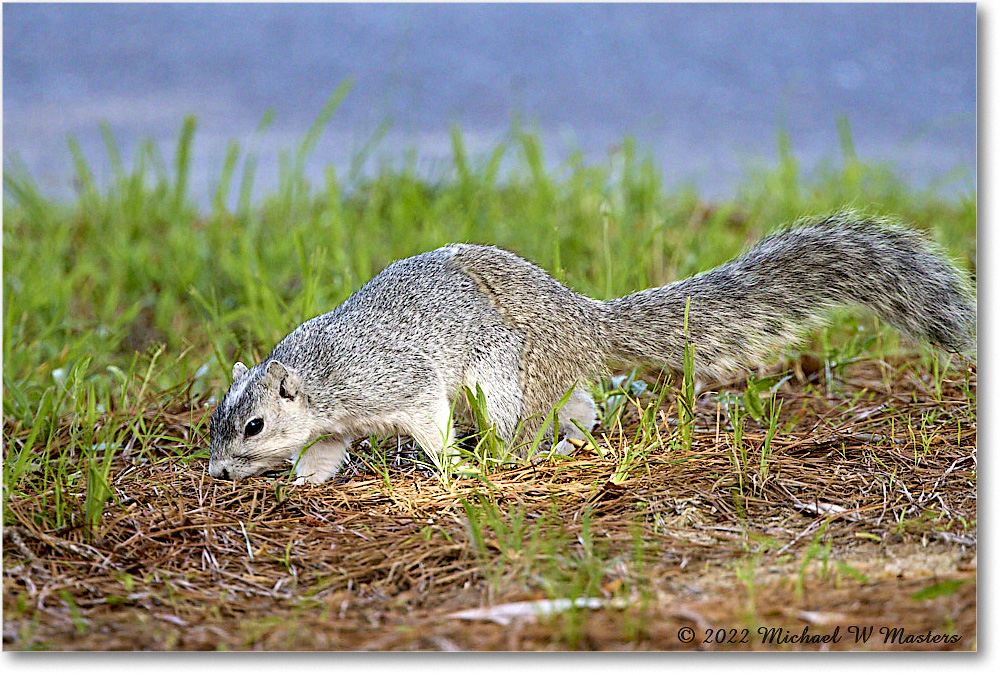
top-left (209, 213), bottom-right (975, 483)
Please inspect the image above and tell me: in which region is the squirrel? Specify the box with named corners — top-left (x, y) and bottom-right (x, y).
top-left (208, 212), bottom-right (975, 484)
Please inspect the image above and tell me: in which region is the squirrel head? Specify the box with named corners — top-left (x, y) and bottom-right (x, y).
top-left (208, 359), bottom-right (315, 480)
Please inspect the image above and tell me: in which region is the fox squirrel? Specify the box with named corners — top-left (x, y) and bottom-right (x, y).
top-left (208, 213), bottom-right (975, 483)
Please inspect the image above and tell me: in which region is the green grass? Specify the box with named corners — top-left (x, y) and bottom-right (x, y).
top-left (2, 90), bottom-right (977, 532)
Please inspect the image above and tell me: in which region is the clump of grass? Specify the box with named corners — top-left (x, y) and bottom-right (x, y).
top-left (459, 384), bottom-right (508, 474)
top-left (678, 297), bottom-right (696, 451)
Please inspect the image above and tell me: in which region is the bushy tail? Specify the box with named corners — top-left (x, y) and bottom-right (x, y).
top-left (603, 213), bottom-right (976, 378)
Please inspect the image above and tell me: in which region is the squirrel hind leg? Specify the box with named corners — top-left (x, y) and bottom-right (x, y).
top-left (559, 388), bottom-right (598, 440)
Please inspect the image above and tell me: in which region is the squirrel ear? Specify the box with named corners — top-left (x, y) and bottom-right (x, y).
top-left (232, 362), bottom-right (249, 382)
top-left (265, 360), bottom-right (300, 400)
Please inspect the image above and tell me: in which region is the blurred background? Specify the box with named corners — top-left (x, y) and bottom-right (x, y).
top-left (3, 2), bottom-right (977, 204)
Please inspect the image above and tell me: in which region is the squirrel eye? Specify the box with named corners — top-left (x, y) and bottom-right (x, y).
top-left (244, 418), bottom-right (264, 437)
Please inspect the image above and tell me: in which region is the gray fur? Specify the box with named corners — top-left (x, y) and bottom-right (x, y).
top-left (208, 213), bottom-right (975, 483)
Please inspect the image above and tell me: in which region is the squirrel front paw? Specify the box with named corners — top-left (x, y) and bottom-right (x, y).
top-left (293, 471), bottom-right (338, 485)
top-left (292, 437), bottom-right (350, 484)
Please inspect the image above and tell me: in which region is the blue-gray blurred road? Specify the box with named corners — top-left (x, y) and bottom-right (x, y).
top-left (2, 3), bottom-right (977, 202)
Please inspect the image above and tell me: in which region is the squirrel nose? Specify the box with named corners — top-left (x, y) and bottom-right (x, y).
top-left (208, 461), bottom-right (230, 480)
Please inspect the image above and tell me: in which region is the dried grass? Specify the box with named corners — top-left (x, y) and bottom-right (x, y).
top-left (3, 357), bottom-right (976, 650)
